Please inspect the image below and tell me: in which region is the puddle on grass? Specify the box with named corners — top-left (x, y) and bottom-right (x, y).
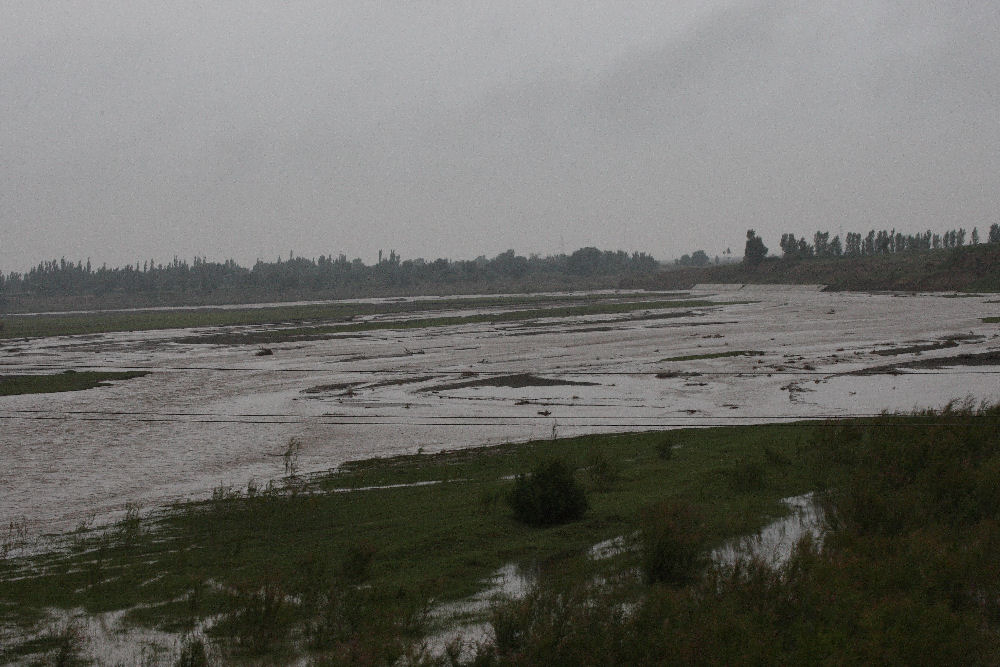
top-left (9, 604), bottom-right (219, 667)
top-left (420, 493), bottom-right (826, 660)
top-left (712, 493), bottom-right (825, 567)
top-left (589, 534), bottom-right (633, 560)
top-left (421, 563), bottom-right (536, 660)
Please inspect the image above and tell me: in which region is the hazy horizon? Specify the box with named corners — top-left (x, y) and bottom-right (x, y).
top-left (3, 1), bottom-right (999, 274)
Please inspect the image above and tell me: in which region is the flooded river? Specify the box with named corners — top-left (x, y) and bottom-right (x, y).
top-left (2, 286), bottom-right (999, 539)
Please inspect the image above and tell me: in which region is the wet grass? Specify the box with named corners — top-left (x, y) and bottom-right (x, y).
top-left (0, 292), bottom-right (687, 340)
top-left (478, 403), bottom-right (1000, 665)
top-left (845, 349), bottom-right (1000, 376)
top-left (0, 422), bottom-right (818, 662)
top-left (7, 408), bottom-right (999, 662)
top-left (0, 370), bottom-right (150, 396)
top-left (659, 350), bottom-right (765, 362)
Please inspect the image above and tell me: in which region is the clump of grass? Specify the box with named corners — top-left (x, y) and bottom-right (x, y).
top-left (115, 503), bottom-right (142, 550)
top-left (1, 517), bottom-right (29, 561)
top-left (656, 437), bottom-right (675, 460)
top-left (640, 500), bottom-right (706, 585)
top-left (50, 621), bottom-right (86, 667)
top-left (726, 460), bottom-right (767, 493)
top-left (213, 581), bottom-right (293, 656)
top-left (763, 445), bottom-right (791, 466)
top-left (587, 451), bottom-right (619, 492)
top-left (341, 541), bottom-right (376, 582)
top-left (175, 636), bottom-right (209, 667)
top-left (508, 459), bottom-right (588, 526)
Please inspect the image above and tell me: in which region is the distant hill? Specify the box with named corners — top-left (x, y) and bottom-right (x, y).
top-left (636, 244), bottom-right (1000, 292)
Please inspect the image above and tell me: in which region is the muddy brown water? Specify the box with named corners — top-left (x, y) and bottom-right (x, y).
top-left (2, 287), bottom-right (1000, 544)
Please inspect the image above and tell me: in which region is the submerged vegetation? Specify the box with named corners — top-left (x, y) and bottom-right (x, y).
top-left (0, 370), bottom-right (149, 396)
top-left (3, 405), bottom-right (1000, 663)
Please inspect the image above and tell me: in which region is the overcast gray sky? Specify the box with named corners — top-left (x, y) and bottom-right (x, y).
top-left (2, 1), bottom-right (998, 272)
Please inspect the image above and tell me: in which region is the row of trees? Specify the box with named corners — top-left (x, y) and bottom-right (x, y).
top-left (746, 224), bottom-right (1000, 263)
top-left (0, 247), bottom-right (658, 299)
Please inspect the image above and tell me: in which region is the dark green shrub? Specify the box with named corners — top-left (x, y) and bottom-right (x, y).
top-left (640, 500), bottom-right (706, 585)
top-left (508, 459), bottom-right (588, 526)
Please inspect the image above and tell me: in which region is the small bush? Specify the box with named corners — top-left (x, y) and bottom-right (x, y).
top-left (587, 451), bottom-right (619, 492)
top-left (508, 459), bottom-right (588, 526)
top-left (640, 500), bottom-right (706, 585)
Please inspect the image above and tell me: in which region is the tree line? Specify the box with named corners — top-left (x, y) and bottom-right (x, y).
top-left (745, 223), bottom-right (1000, 263)
top-left (0, 247), bottom-right (658, 299)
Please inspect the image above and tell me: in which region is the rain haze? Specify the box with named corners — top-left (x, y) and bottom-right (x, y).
top-left (2, 1), bottom-right (998, 272)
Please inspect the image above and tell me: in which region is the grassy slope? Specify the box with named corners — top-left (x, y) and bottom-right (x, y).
top-left (639, 243), bottom-right (1000, 292)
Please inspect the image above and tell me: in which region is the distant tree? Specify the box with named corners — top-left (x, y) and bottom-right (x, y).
top-left (797, 237), bottom-right (814, 258)
top-left (845, 232), bottom-right (862, 256)
top-left (676, 250), bottom-right (709, 267)
top-left (743, 230), bottom-right (768, 266)
top-left (566, 247), bottom-right (604, 275)
top-left (990, 224), bottom-right (1000, 244)
top-left (779, 233), bottom-right (813, 260)
top-left (779, 233), bottom-right (798, 258)
top-left (813, 231), bottom-right (830, 257)
top-left (971, 227), bottom-right (979, 245)
top-left (829, 235), bottom-right (843, 257)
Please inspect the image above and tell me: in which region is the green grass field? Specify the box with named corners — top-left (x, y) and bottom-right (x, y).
top-left (5, 406), bottom-right (999, 664)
